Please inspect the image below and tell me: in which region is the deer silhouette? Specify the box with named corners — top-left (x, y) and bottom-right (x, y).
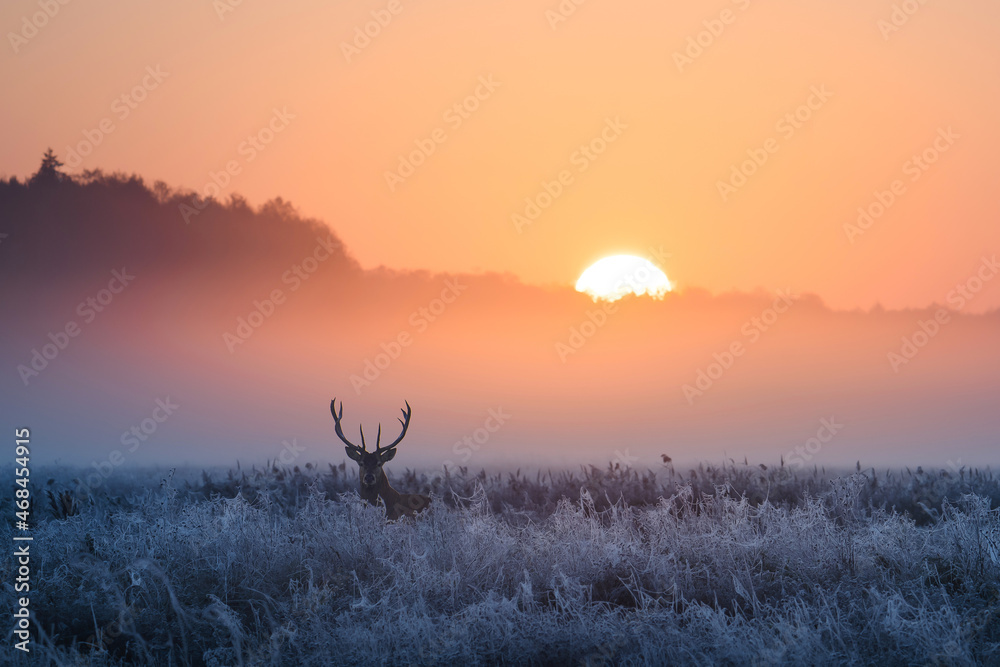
top-left (331, 399), bottom-right (430, 520)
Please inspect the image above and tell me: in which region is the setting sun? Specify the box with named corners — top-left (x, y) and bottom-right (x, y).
top-left (575, 255), bottom-right (672, 302)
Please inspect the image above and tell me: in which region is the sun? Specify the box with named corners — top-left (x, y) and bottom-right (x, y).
top-left (575, 255), bottom-right (672, 302)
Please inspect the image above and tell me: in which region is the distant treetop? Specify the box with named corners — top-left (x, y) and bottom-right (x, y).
top-left (30, 148), bottom-right (65, 185)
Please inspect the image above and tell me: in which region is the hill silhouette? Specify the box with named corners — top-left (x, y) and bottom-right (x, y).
top-left (1, 160), bottom-right (356, 293)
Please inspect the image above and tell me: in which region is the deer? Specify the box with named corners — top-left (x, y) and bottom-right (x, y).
top-left (330, 398), bottom-right (431, 520)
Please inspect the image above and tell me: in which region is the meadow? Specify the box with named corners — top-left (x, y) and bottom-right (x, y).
top-left (4, 459), bottom-right (999, 666)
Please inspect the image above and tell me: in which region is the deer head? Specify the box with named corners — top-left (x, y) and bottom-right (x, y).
top-left (331, 398), bottom-right (411, 491)
top-left (331, 399), bottom-right (429, 519)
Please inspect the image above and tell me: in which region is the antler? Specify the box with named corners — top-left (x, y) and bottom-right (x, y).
top-left (376, 401), bottom-right (411, 454)
top-left (330, 399), bottom-right (364, 453)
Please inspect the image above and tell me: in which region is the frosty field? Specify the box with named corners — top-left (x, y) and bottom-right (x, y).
top-left (4, 461), bottom-right (999, 666)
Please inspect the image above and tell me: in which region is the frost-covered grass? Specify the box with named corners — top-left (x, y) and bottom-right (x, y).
top-left (4, 462), bottom-right (1000, 666)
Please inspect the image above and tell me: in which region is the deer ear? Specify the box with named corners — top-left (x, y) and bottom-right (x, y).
top-left (379, 448), bottom-right (397, 463)
top-left (345, 447), bottom-right (362, 462)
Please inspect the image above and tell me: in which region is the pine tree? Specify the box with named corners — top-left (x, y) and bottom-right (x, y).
top-left (31, 148), bottom-right (65, 184)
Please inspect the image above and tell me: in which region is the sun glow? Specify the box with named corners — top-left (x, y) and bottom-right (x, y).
top-left (575, 255), bottom-right (672, 302)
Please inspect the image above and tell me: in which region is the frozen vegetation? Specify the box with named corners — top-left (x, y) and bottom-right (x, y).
top-left (4, 460), bottom-right (1000, 666)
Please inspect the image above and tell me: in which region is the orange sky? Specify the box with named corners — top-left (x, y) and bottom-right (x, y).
top-left (3, 0), bottom-right (1000, 312)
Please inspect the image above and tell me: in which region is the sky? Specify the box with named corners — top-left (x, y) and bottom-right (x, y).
top-left (3, 0), bottom-right (1000, 313)
top-left (2, 1), bottom-right (998, 473)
